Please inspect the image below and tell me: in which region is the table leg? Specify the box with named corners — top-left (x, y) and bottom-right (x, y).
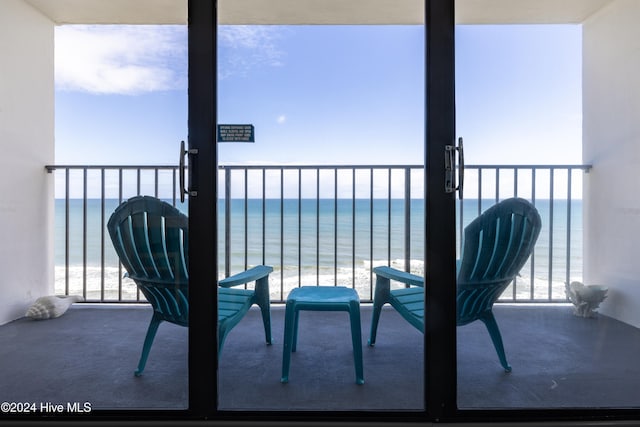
top-left (292, 309), bottom-right (300, 352)
top-left (349, 300), bottom-right (364, 385)
top-left (281, 301), bottom-right (297, 383)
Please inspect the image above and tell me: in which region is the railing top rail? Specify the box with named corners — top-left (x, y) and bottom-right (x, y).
top-left (219, 164), bottom-right (592, 170)
top-left (467, 164), bottom-right (592, 171)
top-left (46, 164), bottom-right (592, 172)
top-left (45, 165), bottom-right (179, 173)
top-left (219, 164), bottom-right (423, 170)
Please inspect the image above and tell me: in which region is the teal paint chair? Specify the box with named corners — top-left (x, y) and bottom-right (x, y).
top-left (107, 195), bottom-right (273, 376)
top-left (368, 197), bottom-right (542, 372)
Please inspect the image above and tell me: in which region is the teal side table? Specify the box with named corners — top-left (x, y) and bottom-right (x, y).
top-left (281, 286), bottom-right (364, 385)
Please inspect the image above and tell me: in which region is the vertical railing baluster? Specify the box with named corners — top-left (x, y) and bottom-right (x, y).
top-left (224, 168), bottom-right (231, 278)
top-left (65, 168), bottom-right (70, 296)
top-left (495, 167), bottom-right (500, 203)
top-left (477, 168), bottom-right (483, 215)
top-left (101, 168), bottom-right (105, 302)
top-left (548, 169), bottom-right (555, 300)
top-left (512, 166), bottom-right (518, 300)
top-left (334, 168), bottom-right (338, 286)
top-left (136, 168), bottom-right (141, 196)
top-left (82, 168), bottom-right (88, 300)
top-left (352, 169), bottom-right (356, 288)
top-left (172, 168), bottom-right (177, 206)
top-left (117, 169), bottom-right (123, 300)
top-left (531, 167), bottom-right (537, 300)
top-left (316, 168), bottom-right (320, 285)
top-left (387, 168), bottom-right (392, 266)
top-left (369, 168), bottom-right (374, 293)
top-left (458, 176), bottom-right (464, 255)
top-left (262, 169), bottom-right (266, 267)
top-left (136, 168), bottom-right (141, 301)
top-left (154, 168), bottom-right (159, 198)
top-left (244, 169), bottom-right (248, 271)
top-left (404, 167), bottom-right (411, 273)
top-left (566, 168), bottom-right (572, 290)
top-left (298, 169), bottom-right (302, 288)
top-left (280, 168), bottom-right (284, 293)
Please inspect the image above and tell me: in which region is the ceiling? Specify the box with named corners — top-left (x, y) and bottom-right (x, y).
top-left (25, 0), bottom-right (187, 24)
top-left (25, 0), bottom-right (613, 25)
top-left (456, 0), bottom-right (613, 24)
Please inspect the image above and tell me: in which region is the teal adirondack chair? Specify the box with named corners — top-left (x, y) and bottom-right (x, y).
top-left (368, 197), bottom-right (542, 372)
top-left (107, 195), bottom-right (273, 376)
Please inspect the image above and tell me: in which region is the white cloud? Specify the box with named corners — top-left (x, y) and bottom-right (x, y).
top-left (218, 26), bottom-right (285, 79)
top-left (277, 115), bottom-right (287, 124)
top-left (55, 25), bottom-right (186, 95)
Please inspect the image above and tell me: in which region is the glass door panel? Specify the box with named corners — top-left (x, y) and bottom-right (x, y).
top-left (0, 16), bottom-right (189, 412)
top-left (215, 1), bottom-right (425, 412)
top-left (455, 0), bottom-right (640, 410)
top-left (56, 24), bottom-right (189, 410)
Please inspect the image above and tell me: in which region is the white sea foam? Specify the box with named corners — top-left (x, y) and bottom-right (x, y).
top-left (55, 266), bottom-right (140, 301)
top-left (56, 259), bottom-right (573, 304)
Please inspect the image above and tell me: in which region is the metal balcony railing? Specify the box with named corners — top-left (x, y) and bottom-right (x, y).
top-left (45, 164), bottom-right (591, 303)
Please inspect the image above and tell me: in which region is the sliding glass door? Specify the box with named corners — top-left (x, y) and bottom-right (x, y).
top-left (455, 0), bottom-right (640, 417)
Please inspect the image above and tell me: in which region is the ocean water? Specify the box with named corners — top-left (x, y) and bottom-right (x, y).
top-left (55, 198), bottom-right (582, 301)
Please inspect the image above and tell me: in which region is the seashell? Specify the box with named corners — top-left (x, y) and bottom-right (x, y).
top-left (565, 281), bottom-right (608, 318)
top-left (25, 295), bottom-right (84, 320)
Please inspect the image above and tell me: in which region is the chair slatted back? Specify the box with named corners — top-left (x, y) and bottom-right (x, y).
top-left (107, 196), bottom-right (189, 326)
top-left (457, 198), bottom-right (541, 325)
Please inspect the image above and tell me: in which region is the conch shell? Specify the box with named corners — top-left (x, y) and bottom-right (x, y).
top-left (565, 281), bottom-right (608, 318)
top-left (25, 295), bottom-right (84, 320)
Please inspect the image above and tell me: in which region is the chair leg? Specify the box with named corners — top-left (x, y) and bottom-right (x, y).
top-left (218, 323), bottom-right (229, 355)
top-left (480, 312), bottom-right (512, 373)
top-left (255, 276), bottom-right (272, 345)
top-left (257, 301), bottom-right (273, 345)
top-left (135, 312), bottom-right (163, 377)
top-left (368, 276), bottom-right (390, 346)
top-left (259, 302), bottom-right (272, 345)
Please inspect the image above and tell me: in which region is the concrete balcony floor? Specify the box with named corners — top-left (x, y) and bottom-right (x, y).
top-left (2, 304), bottom-right (640, 412)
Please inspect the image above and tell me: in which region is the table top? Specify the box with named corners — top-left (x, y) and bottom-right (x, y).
top-left (287, 286), bottom-right (359, 303)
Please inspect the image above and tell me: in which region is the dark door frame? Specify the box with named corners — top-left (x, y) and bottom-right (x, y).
top-left (424, 0), bottom-right (458, 421)
top-left (187, 0), bottom-right (218, 418)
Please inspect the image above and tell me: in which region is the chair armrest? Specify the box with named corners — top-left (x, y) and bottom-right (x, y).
top-left (219, 265), bottom-right (274, 288)
top-left (372, 266), bottom-right (424, 288)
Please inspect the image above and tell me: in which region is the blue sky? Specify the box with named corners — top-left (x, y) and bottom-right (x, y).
top-left (54, 24), bottom-right (582, 168)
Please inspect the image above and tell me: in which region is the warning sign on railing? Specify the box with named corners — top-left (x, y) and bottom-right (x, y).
top-left (217, 124), bottom-right (255, 143)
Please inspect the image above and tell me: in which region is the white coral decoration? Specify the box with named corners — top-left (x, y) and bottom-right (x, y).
top-left (25, 295), bottom-right (84, 320)
top-left (565, 281), bottom-right (608, 318)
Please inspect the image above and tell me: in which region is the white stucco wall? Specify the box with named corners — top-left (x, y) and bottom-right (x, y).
top-left (0, 0), bottom-right (54, 324)
top-left (583, 0), bottom-right (640, 327)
